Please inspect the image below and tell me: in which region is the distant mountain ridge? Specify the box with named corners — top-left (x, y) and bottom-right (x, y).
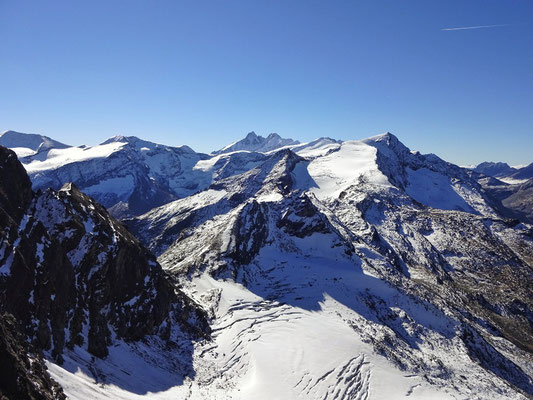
top-left (474, 161), bottom-right (517, 178)
top-left (0, 130), bottom-right (70, 158)
top-left (470, 160), bottom-right (533, 223)
top-left (3, 129), bottom-right (533, 226)
top-left (473, 160), bottom-right (533, 181)
top-left (1, 130), bottom-right (304, 218)
top-left (13, 134), bottom-right (211, 218)
top-left (3, 129), bottom-right (532, 226)
top-left (212, 131), bottom-right (300, 154)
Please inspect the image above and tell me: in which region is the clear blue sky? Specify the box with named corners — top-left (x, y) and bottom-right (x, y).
top-left (1, 1), bottom-right (532, 165)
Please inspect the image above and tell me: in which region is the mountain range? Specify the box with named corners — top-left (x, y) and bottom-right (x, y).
top-left (473, 161), bottom-right (533, 182)
top-left (467, 160), bottom-right (533, 225)
top-left (1, 129), bottom-right (532, 399)
top-left (212, 131), bottom-right (300, 154)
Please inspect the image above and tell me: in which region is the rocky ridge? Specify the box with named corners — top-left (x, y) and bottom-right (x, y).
top-left (0, 146), bottom-right (209, 397)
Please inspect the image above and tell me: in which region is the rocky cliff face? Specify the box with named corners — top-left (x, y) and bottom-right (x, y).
top-left (0, 146), bottom-right (209, 396)
top-left (0, 313), bottom-right (65, 400)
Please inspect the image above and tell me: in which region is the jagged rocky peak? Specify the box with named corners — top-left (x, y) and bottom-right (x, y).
top-left (351, 131), bottom-right (494, 215)
top-left (244, 131), bottom-right (261, 142)
top-left (0, 145), bottom-right (209, 366)
top-left (360, 131), bottom-right (439, 178)
top-left (213, 131), bottom-right (300, 154)
top-left (361, 132), bottom-right (444, 168)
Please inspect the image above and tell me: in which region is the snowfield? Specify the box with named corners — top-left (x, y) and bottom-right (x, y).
top-left (47, 271), bottom-right (457, 400)
top-left (24, 142), bottom-right (127, 173)
top-left (303, 140), bottom-right (391, 200)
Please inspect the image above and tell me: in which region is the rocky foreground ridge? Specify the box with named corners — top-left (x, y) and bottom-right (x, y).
top-left (0, 146), bottom-right (209, 398)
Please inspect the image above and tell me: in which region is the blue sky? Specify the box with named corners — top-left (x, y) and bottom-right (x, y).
top-left (0, 0), bottom-right (531, 165)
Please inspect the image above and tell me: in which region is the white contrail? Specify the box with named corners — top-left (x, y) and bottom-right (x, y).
top-left (441, 24), bottom-right (508, 31)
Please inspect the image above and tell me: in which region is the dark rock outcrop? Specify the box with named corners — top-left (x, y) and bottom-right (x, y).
top-left (0, 146), bottom-right (210, 396)
top-left (0, 313), bottom-right (65, 400)
top-left (0, 146), bottom-right (32, 226)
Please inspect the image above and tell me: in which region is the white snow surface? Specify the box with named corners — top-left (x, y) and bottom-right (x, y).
top-left (9, 147), bottom-right (37, 157)
top-left (25, 142), bottom-right (127, 173)
top-left (404, 167), bottom-right (475, 213)
top-left (302, 140), bottom-right (391, 200)
top-left (47, 269), bottom-right (456, 400)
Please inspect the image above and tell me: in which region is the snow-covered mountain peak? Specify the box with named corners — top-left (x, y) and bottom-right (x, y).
top-left (363, 131), bottom-right (397, 143)
top-left (290, 133), bottom-right (497, 216)
top-left (100, 135), bottom-right (160, 150)
top-left (0, 130), bottom-right (70, 157)
top-left (101, 134), bottom-right (197, 154)
top-left (58, 182), bottom-right (85, 198)
top-left (362, 131), bottom-right (410, 158)
top-left (100, 134), bottom-right (131, 144)
top-left (213, 131), bottom-right (300, 154)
